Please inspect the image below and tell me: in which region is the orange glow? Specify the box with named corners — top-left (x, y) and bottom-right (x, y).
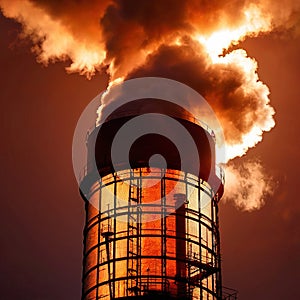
top-left (0, 0), bottom-right (106, 78)
top-left (191, 4), bottom-right (275, 163)
top-left (83, 168), bottom-right (218, 299)
top-left (195, 4), bottom-right (272, 61)
top-left (0, 0), bottom-right (282, 210)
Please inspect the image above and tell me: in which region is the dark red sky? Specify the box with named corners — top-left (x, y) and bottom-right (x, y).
top-left (1, 11), bottom-right (300, 300)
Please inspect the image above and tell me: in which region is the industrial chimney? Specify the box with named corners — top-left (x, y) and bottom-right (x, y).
top-left (79, 98), bottom-right (225, 300)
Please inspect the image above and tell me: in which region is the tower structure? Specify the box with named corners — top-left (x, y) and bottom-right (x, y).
top-left (80, 99), bottom-right (225, 300)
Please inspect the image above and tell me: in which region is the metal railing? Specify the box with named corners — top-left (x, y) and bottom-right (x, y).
top-left (90, 109), bottom-right (218, 142)
top-left (80, 163), bottom-right (225, 186)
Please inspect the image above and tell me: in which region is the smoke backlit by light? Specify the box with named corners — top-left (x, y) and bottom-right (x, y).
top-left (2, 0), bottom-right (298, 210)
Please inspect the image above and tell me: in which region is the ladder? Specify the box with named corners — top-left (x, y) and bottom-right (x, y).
top-left (101, 215), bottom-right (114, 300)
top-left (126, 172), bottom-right (141, 296)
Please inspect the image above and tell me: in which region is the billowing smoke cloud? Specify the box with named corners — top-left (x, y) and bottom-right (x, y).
top-left (126, 40), bottom-right (275, 160)
top-left (1, 0), bottom-right (299, 77)
top-left (1, 0), bottom-right (298, 210)
top-left (0, 0), bottom-right (110, 77)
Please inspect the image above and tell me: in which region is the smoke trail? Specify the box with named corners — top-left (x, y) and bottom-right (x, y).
top-left (223, 159), bottom-right (274, 211)
top-left (1, 0), bottom-right (299, 210)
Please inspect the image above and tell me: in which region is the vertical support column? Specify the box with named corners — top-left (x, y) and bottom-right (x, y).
top-left (198, 179), bottom-right (204, 300)
top-left (214, 194), bottom-right (222, 299)
top-left (211, 189), bottom-right (215, 298)
top-left (96, 180), bottom-right (102, 300)
top-left (112, 174), bottom-right (117, 299)
top-left (161, 173), bottom-right (167, 293)
top-left (137, 168), bottom-right (142, 292)
top-left (81, 201), bottom-right (89, 300)
top-left (175, 193), bottom-right (187, 297)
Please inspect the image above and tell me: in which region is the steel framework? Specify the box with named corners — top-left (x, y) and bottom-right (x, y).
top-left (80, 99), bottom-right (227, 300)
top-left (81, 168), bottom-right (222, 300)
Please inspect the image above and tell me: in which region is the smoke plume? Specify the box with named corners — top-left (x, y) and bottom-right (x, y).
top-left (126, 40), bottom-right (275, 160)
top-left (1, 0), bottom-right (299, 209)
top-left (1, 0), bottom-right (299, 77)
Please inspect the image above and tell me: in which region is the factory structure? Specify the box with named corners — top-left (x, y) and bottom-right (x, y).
top-left (79, 99), bottom-right (237, 300)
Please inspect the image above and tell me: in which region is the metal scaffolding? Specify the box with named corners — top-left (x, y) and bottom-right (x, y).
top-left (79, 99), bottom-right (236, 300)
top-left (81, 168), bottom-right (225, 300)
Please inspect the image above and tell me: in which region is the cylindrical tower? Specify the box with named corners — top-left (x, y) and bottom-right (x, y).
top-left (80, 99), bottom-right (224, 300)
